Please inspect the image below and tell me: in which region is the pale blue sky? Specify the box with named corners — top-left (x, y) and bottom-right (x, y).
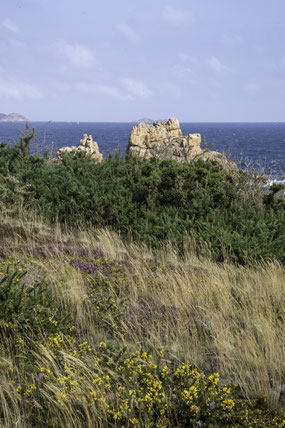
top-left (0, 0), bottom-right (284, 121)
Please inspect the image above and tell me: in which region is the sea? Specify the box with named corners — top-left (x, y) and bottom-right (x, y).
top-left (0, 122), bottom-right (284, 183)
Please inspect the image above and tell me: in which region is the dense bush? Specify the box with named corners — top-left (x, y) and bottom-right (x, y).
top-left (1, 261), bottom-right (285, 427)
top-left (0, 142), bottom-right (284, 264)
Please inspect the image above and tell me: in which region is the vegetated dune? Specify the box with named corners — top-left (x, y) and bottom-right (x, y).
top-left (0, 216), bottom-right (284, 427)
top-left (0, 128), bottom-right (284, 425)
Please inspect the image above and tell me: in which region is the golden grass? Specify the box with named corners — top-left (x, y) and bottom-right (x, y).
top-left (0, 217), bottom-right (285, 426)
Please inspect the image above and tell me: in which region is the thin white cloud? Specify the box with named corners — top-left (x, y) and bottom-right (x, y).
top-left (246, 83), bottom-right (259, 92)
top-left (0, 77), bottom-right (43, 99)
top-left (2, 18), bottom-right (20, 34)
top-left (75, 82), bottom-right (132, 101)
top-left (169, 86), bottom-right (181, 98)
top-left (206, 56), bottom-right (226, 73)
top-left (55, 41), bottom-right (95, 69)
top-left (172, 64), bottom-right (193, 78)
top-left (121, 78), bottom-right (152, 98)
top-left (162, 5), bottom-right (193, 27)
top-left (163, 83), bottom-right (181, 98)
top-left (208, 90), bottom-right (219, 99)
top-left (221, 33), bottom-right (242, 46)
top-left (55, 78), bottom-right (151, 101)
top-left (7, 38), bottom-right (27, 48)
top-left (116, 24), bottom-right (140, 42)
top-left (178, 53), bottom-right (197, 64)
top-left (53, 78), bottom-right (151, 101)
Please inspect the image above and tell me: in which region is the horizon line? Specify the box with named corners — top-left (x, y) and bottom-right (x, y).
top-left (2, 120), bottom-right (285, 124)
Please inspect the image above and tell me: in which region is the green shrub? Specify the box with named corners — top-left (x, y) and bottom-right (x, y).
top-left (0, 258), bottom-right (285, 426)
top-left (0, 143), bottom-right (284, 264)
top-left (0, 261), bottom-right (73, 343)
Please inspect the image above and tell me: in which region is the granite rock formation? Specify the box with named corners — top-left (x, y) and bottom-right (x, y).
top-left (127, 118), bottom-right (201, 162)
top-left (55, 134), bottom-right (103, 163)
top-left (127, 117), bottom-right (237, 169)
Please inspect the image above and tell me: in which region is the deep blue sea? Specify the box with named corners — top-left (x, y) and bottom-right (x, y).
top-left (0, 122), bottom-right (284, 182)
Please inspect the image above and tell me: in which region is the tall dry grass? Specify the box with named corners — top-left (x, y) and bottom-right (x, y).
top-left (4, 219), bottom-right (285, 397)
top-left (0, 217), bottom-right (284, 426)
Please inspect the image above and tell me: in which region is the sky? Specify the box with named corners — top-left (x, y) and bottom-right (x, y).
top-left (0, 0), bottom-right (285, 122)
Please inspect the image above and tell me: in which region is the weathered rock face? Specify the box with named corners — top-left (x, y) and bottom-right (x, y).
top-left (127, 117), bottom-right (237, 170)
top-left (127, 118), bottom-right (203, 162)
top-left (55, 134), bottom-right (103, 163)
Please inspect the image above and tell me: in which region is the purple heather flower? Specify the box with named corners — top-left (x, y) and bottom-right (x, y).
top-left (196, 423), bottom-right (202, 427)
top-left (36, 373), bottom-right (44, 382)
top-left (122, 413), bottom-right (127, 418)
top-left (210, 401), bottom-right (215, 409)
top-left (80, 314), bottom-right (83, 318)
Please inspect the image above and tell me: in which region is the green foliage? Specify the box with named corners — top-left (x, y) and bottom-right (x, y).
top-left (2, 337), bottom-right (285, 427)
top-left (0, 258), bottom-right (285, 426)
top-left (263, 183), bottom-right (285, 208)
top-left (85, 273), bottom-right (127, 337)
top-left (0, 262), bottom-right (73, 342)
top-left (0, 263), bottom-right (26, 317)
top-left (0, 142), bottom-right (284, 264)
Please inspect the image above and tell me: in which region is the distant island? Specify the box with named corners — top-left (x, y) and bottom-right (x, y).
top-left (0, 113), bottom-right (29, 122)
top-left (133, 117), bottom-right (155, 124)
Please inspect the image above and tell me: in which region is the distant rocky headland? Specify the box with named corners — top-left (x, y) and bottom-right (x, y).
top-left (0, 113), bottom-right (29, 122)
top-left (133, 118), bottom-right (155, 124)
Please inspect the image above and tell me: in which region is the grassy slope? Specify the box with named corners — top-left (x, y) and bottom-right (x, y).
top-left (0, 217), bottom-right (285, 427)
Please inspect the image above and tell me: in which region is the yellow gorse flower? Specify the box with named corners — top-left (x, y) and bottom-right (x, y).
top-left (221, 399), bottom-right (235, 411)
top-left (99, 342), bottom-right (107, 349)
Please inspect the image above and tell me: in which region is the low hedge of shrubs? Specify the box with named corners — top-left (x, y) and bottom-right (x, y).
top-left (0, 140), bottom-right (284, 264)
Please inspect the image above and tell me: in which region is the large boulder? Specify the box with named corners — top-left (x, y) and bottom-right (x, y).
top-left (127, 118), bottom-right (237, 170)
top-left (55, 134), bottom-right (103, 163)
top-left (127, 118), bottom-right (202, 162)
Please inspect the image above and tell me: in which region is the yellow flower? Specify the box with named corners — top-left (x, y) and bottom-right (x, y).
top-left (181, 386), bottom-right (198, 405)
top-left (161, 365), bottom-right (170, 378)
top-left (89, 390), bottom-right (97, 401)
top-left (190, 405), bottom-right (200, 415)
top-left (221, 399), bottom-right (235, 411)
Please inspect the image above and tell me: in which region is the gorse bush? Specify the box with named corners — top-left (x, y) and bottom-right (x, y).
top-left (1, 260), bottom-right (285, 427)
top-left (0, 260), bottom-right (74, 342)
top-left (0, 141), bottom-right (284, 264)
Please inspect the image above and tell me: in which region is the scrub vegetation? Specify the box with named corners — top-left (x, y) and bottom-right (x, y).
top-left (0, 134), bottom-right (284, 426)
top-left (0, 137), bottom-right (284, 264)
